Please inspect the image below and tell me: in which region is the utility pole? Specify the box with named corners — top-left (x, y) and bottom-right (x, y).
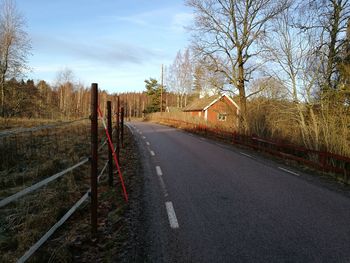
top-left (160, 64), bottom-right (163, 113)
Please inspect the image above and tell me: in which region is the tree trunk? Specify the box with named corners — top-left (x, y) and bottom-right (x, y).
top-left (0, 80), bottom-right (4, 117)
top-left (324, 1), bottom-right (341, 94)
top-left (237, 50), bottom-right (247, 133)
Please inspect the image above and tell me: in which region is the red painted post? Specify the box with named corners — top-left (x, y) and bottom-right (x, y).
top-left (90, 83), bottom-right (98, 235)
top-left (107, 101), bottom-right (113, 186)
top-left (121, 107), bottom-right (124, 148)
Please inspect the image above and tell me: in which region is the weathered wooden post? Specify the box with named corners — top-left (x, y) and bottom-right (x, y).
top-left (107, 101), bottom-right (113, 186)
top-left (90, 83), bottom-right (98, 235)
top-left (121, 107), bottom-right (124, 148)
top-left (116, 96), bottom-right (120, 161)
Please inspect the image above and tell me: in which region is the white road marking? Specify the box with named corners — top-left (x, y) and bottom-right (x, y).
top-left (150, 150), bottom-right (155, 156)
top-left (158, 176), bottom-right (168, 197)
top-left (142, 136), bottom-right (146, 139)
top-left (155, 166), bottom-right (168, 197)
top-left (240, 152), bottom-right (252, 158)
top-left (165, 202), bottom-right (179, 229)
top-left (146, 141), bottom-right (150, 146)
top-left (200, 137), bottom-right (206, 141)
top-left (156, 166), bottom-right (163, 176)
top-left (278, 167), bottom-right (300, 176)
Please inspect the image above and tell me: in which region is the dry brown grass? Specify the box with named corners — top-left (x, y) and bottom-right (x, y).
top-left (0, 119), bottom-right (99, 262)
top-left (246, 99), bottom-right (350, 158)
top-left (0, 117), bottom-right (70, 130)
top-left (148, 112), bottom-right (235, 132)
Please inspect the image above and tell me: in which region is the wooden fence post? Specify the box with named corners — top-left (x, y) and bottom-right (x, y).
top-left (90, 83), bottom-right (98, 235)
top-left (116, 96), bottom-right (120, 161)
top-left (121, 107), bottom-right (124, 148)
top-left (107, 101), bottom-right (113, 186)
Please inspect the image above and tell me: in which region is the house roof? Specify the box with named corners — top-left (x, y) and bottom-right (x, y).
top-left (183, 94), bottom-right (240, 112)
top-left (182, 95), bottom-right (218, 111)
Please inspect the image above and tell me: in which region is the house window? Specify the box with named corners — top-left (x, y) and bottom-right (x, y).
top-left (217, 113), bottom-right (227, 121)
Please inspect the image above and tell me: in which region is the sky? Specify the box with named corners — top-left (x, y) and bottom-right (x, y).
top-left (17, 0), bottom-right (193, 93)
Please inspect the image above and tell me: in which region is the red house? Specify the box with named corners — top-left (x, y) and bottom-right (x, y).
top-left (183, 94), bottom-right (240, 125)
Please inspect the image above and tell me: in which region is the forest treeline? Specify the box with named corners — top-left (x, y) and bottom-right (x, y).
top-left (1, 77), bottom-right (180, 119)
top-left (1, 0), bottom-right (350, 157)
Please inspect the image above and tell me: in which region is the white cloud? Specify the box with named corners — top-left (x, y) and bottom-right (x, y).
top-left (31, 33), bottom-right (160, 66)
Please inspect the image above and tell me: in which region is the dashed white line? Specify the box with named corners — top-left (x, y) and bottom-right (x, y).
top-left (158, 176), bottom-right (168, 197)
top-left (156, 166), bottom-right (163, 176)
top-left (165, 202), bottom-right (179, 229)
top-left (155, 166), bottom-right (168, 197)
top-left (150, 150), bottom-right (155, 156)
top-left (240, 152), bottom-right (252, 158)
top-left (278, 167), bottom-right (300, 176)
top-left (146, 141), bottom-right (150, 146)
top-left (142, 136), bottom-right (146, 139)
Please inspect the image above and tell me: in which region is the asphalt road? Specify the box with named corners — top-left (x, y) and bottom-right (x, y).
top-left (128, 121), bottom-right (350, 263)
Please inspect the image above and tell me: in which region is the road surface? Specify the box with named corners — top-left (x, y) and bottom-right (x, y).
top-left (128, 121), bottom-right (350, 263)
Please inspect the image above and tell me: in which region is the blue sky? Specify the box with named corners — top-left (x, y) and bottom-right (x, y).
top-left (17, 0), bottom-right (193, 93)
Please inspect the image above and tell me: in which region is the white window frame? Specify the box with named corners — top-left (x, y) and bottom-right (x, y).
top-left (217, 113), bottom-right (227, 121)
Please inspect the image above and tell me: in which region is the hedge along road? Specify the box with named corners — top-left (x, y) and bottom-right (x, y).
top-left (128, 121), bottom-right (350, 263)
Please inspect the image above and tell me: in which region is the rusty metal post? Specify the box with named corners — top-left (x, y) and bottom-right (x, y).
top-left (107, 101), bottom-right (113, 187)
top-left (116, 97), bottom-right (120, 161)
top-left (121, 107), bottom-right (124, 148)
top-left (90, 83), bottom-right (98, 235)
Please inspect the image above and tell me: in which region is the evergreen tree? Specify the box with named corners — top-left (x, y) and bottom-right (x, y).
top-left (144, 78), bottom-right (165, 113)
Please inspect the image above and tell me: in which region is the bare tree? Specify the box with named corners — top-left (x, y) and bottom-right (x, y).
top-left (261, 1), bottom-right (350, 151)
top-left (167, 48), bottom-right (193, 108)
top-left (295, 0), bottom-right (350, 94)
top-left (0, 0), bottom-right (30, 117)
top-left (187, 0), bottom-right (290, 131)
top-left (193, 58), bottom-right (225, 97)
top-left (55, 68), bottom-right (76, 118)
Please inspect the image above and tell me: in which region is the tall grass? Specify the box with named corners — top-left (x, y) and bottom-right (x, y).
top-left (246, 99), bottom-right (350, 158)
top-left (0, 119), bottom-right (103, 262)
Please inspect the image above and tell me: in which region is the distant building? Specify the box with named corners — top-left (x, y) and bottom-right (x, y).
top-left (182, 94), bottom-right (240, 125)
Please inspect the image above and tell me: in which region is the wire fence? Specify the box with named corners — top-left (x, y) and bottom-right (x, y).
top-left (0, 84), bottom-right (127, 262)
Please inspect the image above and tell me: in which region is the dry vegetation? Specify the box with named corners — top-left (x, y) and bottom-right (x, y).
top-left (0, 117), bottom-right (65, 130)
top-left (148, 102), bottom-right (350, 159)
top-left (0, 119), bottom-right (90, 261)
top-left (0, 118), bottom-right (142, 262)
top-left (148, 112), bottom-right (234, 132)
top-left (246, 99), bottom-right (350, 158)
